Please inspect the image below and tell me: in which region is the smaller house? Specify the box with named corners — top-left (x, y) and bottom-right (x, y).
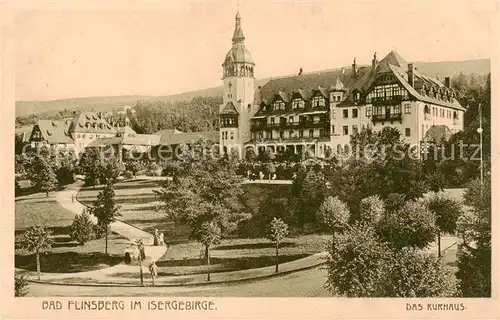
top-left (28, 119), bottom-right (75, 151)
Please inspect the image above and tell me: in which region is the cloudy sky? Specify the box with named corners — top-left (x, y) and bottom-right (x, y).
top-left (15, 0), bottom-right (494, 101)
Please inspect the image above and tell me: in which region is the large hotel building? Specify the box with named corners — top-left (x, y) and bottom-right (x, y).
top-left (219, 12), bottom-right (465, 158)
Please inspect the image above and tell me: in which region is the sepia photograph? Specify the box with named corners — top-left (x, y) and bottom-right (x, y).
top-left (5, 0), bottom-right (496, 312)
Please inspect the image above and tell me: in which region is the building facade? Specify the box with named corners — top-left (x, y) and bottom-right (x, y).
top-left (218, 12), bottom-right (465, 159)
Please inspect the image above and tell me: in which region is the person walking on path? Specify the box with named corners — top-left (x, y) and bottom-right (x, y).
top-left (71, 194), bottom-right (75, 203)
top-left (153, 229), bottom-right (159, 246)
top-left (149, 262), bottom-right (158, 286)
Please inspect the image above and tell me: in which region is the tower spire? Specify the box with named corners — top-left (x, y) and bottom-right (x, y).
top-left (232, 9), bottom-right (245, 44)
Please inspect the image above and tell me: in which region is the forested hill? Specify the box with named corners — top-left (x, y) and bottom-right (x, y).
top-left (16, 58), bottom-right (489, 120)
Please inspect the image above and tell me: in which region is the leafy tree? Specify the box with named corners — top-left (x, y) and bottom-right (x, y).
top-left (264, 162), bottom-right (276, 181)
top-left (123, 170), bottom-right (134, 180)
top-left (378, 200), bottom-right (437, 250)
top-left (69, 209), bottom-right (96, 245)
top-left (198, 221), bottom-right (221, 281)
top-left (15, 272), bottom-right (29, 297)
top-left (326, 223), bottom-right (390, 297)
top-left (427, 192), bottom-right (462, 257)
top-left (245, 147), bottom-right (257, 162)
top-left (316, 196), bottom-right (350, 242)
top-left (101, 157), bottom-right (125, 183)
top-left (19, 226), bottom-right (54, 280)
top-left (358, 195), bottom-right (385, 225)
top-left (78, 148), bottom-right (104, 187)
top-left (379, 248), bottom-right (459, 297)
top-left (266, 217), bottom-right (289, 273)
top-left (25, 155), bottom-right (58, 197)
top-left (158, 159), bottom-right (250, 249)
top-left (92, 181), bottom-right (121, 254)
top-left (124, 161), bottom-right (144, 178)
top-left (456, 177), bottom-right (491, 297)
top-left (292, 169), bottom-right (328, 225)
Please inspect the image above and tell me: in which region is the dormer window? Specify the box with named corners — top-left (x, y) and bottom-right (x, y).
top-left (273, 101), bottom-right (285, 111)
top-left (292, 98), bottom-right (304, 109)
top-left (312, 96), bottom-right (325, 108)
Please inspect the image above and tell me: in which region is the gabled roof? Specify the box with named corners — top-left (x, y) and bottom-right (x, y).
top-left (33, 120), bottom-right (74, 144)
top-left (220, 101), bottom-right (239, 115)
top-left (422, 125), bottom-right (453, 143)
top-left (379, 50), bottom-right (407, 69)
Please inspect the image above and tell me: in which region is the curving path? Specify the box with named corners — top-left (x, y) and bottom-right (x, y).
top-left (18, 180), bottom-right (167, 281)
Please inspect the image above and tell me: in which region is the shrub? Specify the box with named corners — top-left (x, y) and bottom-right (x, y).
top-left (14, 272), bottom-right (29, 297)
top-left (123, 170), bottom-right (134, 180)
top-left (69, 210), bottom-right (96, 245)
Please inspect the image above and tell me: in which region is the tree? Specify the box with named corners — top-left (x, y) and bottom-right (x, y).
top-left (92, 181), bottom-right (121, 254)
top-left (456, 177), bottom-right (491, 297)
top-left (265, 162), bottom-right (276, 181)
top-left (316, 196), bottom-right (350, 242)
top-left (69, 209), bottom-right (96, 246)
top-left (325, 223), bottom-right (390, 297)
top-left (15, 272), bottom-right (29, 297)
top-left (26, 156), bottom-right (58, 197)
top-left (292, 169), bottom-right (328, 225)
top-left (19, 226), bottom-right (54, 280)
top-left (427, 192), bottom-right (462, 257)
top-left (158, 159), bottom-right (250, 251)
top-left (245, 147), bottom-right (257, 162)
top-left (101, 157), bottom-right (125, 183)
top-left (266, 217), bottom-right (289, 273)
top-left (358, 195), bottom-right (385, 225)
top-left (78, 148), bottom-right (104, 187)
top-left (125, 161), bottom-right (144, 178)
top-left (379, 248), bottom-right (459, 297)
top-left (198, 221), bottom-right (221, 281)
top-left (378, 200), bottom-right (437, 250)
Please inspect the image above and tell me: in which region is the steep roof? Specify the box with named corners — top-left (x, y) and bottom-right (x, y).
top-left (258, 66), bottom-right (368, 104)
top-left (69, 111), bottom-right (117, 134)
top-left (220, 101), bottom-right (239, 115)
top-left (33, 120), bottom-right (74, 144)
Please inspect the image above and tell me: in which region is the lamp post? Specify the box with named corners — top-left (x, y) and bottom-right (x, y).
top-left (476, 103), bottom-right (483, 195)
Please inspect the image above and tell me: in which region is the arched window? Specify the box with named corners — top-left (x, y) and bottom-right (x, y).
top-left (405, 128), bottom-right (411, 137)
top-left (424, 105), bottom-right (430, 114)
top-left (453, 111), bottom-right (458, 119)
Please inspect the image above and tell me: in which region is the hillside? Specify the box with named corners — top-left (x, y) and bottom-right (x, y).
top-left (16, 59), bottom-right (489, 118)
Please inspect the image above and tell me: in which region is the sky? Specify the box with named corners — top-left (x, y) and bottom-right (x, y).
top-left (15, 0), bottom-right (494, 101)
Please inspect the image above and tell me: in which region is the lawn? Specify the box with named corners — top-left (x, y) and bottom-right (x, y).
top-left (77, 179), bottom-right (323, 275)
top-left (15, 196), bottom-right (129, 273)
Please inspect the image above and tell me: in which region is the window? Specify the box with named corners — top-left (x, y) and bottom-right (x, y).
top-left (82, 134), bottom-right (86, 139)
top-left (289, 130), bottom-right (294, 138)
top-left (405, 128), bottom-right (411, 137)
top-left (404, 104), bottom-right (411, 114)
top-left (225, 131), bottom-right (228, 139)
top-left (292, 99), bottom-right (304, 109)
top-left (77, 134), bottom-right (81, 138)
top-left (332, 109), bottom-right (336, 119)
top-left (337, 95), bottom-right (341, 101)
top-left (319, 128), bottom-right (324, 137)
top-left (280, 131), bottom-right (284, 139)
top-left (258, 131), bottom-right (264, 139)
top-left (89, 135), bottom-right (93, 139)
top-left (343, 126), bottom-right (349, 135)
top-left (343, 109), bottom-right (349, 118)
top-left (309, 129), bottom-right (314, 138)
top-left (299, 130), bottom-right (304, 138)
top-left (366, 107), bottom-right (372, 117)
top-left (394, 105), bottom-right (401, 114)
top-left (274, 101), bottom-right (285, 111)
top-left (352, 125), bottom-right (358, 134)
top-left (271, 117), bottom-right (275, 125)
top-left (96, 135), bottom-right (100, 138)
top-left (289, 116), bottom-right (294, 123)
top-left (268, 131), bottom-right (273, 139)
top-left (331, 125), bottom-right (335, 135)
top-left (352, 109), bottom-right (358, 118)
top-left (312, 96), bottom-right (325, 108)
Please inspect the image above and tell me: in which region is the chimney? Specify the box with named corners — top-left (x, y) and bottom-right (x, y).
top-left (372, 52), bottom-right (378, 70)
top-left (298, 68), bottom-right (303, 76)
top-left (352, 57), bottom-right (358, 78)
top-left (407, 63), bottom-right (415, 87)
top-left (444, 77), bottom-right (450, 88)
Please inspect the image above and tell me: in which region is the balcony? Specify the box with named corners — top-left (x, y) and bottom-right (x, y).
top-left (372, 113), bottom-right (402, 124)
top-left (250, 123), bottom-right (267, 131)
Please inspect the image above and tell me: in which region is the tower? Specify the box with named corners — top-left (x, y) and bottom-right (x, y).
top-left (219, 11), bottom-right (256, 157)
